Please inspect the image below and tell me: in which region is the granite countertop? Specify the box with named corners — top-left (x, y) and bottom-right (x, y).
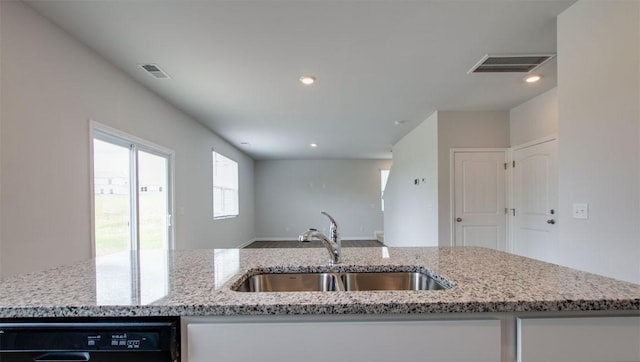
top-left (0, 247), bottom-right (638, 318)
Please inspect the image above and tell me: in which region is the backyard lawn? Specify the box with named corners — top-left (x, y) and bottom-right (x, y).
top-left (94, 193), bottom-right (167, 256)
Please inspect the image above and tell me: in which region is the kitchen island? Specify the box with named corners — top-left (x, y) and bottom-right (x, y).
top-left (1, 247), bottom-right (639, 361)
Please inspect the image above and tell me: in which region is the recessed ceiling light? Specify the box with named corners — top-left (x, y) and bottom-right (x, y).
top-left (300, 76), bottom-right (316, 85)
top-left (394, 120), bottom-right (408, 126)
top-left (240, 142), bottom-right (249, 145)
top-left (310, 143), bottom-right (318, 148)
top-left (524, 74), bottom-right (542, 83)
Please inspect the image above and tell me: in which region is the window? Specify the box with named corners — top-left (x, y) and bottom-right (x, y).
top-left (213, 151), bottom-right (239, 218)
top-left (380, 169), bottom-right (390, 211)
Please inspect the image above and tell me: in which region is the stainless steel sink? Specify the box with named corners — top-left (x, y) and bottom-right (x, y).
top-left (233, 271), bottom-right (451, 292)
top-left (234, 273), bottom-right (340, 292)
top-left (341, 272), bottom-right (447, 291)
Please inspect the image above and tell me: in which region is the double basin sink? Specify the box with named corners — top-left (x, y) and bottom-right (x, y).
top-left (233, 271), bottom-right (451, 292)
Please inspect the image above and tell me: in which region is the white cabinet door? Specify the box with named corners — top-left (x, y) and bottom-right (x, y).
top-left (188, 320), bottom-right (501, 362)
top-left (518, 316), bottom-right (640, 362)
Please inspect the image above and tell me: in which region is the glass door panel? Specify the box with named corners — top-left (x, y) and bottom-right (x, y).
top-left (93, 139), bottom-right (131, 257)
top-left (137, 150), bottom-right (170, 304)
top-left (137, 150), bottom-right (169, 251)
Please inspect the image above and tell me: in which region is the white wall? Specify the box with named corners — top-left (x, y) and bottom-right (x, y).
top-left (509, 88), bottom-right (558, 146)
top-left (255, 159), bottom-right (390, 240)
top-left (0, 0), bottom-right (3, 276)
top-left (0, 1), bottom-right (255, 277)
top-left (437, 111), bottom-right (510, 245)
top-left (384, 112), bottom-right (439, 246)
top-left (557, 0), bottom-right (640, 283)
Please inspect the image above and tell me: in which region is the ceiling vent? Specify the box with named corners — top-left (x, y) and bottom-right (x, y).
top-left (139, 63), bottom-right (170, 79)
top-left (468, 54), bottom-right (555, 74)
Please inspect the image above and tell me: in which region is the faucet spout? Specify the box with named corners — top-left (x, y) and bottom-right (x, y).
top-left (298, 228), bottom-right (318, 242)
top-left (298, 212), bottom-right (342, 264)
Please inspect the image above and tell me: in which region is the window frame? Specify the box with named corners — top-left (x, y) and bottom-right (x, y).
top-left (212, 150), bottom-right (239, 219)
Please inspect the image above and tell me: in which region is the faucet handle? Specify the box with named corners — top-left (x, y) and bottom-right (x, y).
top-left (321, 211), bottom-right (339, 237)
top-left (320, 211), bottom-right (337, 226)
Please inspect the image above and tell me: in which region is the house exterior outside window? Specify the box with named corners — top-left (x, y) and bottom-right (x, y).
top-left (213, 151), bottom-right (239, 219)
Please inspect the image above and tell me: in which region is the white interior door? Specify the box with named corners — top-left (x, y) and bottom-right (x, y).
top-left (453, 151), bottom-right (507, 250)
top-left (512, 139), bottom-right (558, 263)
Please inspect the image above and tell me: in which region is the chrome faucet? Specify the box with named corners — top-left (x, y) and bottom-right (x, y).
top-left (298, 211), bottom-right (342, 264)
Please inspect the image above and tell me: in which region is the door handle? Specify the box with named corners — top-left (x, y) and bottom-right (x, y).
top-left (547, 219), bottom-right (555, 224)
top-left (456, 218), bottom-right (462, 222)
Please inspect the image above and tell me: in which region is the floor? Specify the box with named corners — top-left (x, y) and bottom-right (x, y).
top-left (245, 240), bottom-right (384, 248)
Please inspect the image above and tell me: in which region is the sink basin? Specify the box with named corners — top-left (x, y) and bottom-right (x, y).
top-left (341, 272), bottom-right (447, 291)
top-left (233, 270), bottom-right (451, 292)
top-left (234, 273), bottom-right (340, 292)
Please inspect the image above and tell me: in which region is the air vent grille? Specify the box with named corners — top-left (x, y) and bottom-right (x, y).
top-left (139, 63), bottom-right (170, 79)
top-left (468, 54), bottom-right (555, 74)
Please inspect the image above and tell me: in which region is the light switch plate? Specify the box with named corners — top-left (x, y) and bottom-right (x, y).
top-left (573, 203), bottom-right (589, 219)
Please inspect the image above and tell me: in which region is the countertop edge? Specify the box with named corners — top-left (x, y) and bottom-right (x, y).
top-left (1, 299), bottom-right (638, 318)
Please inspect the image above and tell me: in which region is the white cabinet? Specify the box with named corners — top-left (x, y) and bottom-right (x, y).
top-left (518, 316), bottom-right (640, 362)
top-left (187, 319), bottom-right (502, 362)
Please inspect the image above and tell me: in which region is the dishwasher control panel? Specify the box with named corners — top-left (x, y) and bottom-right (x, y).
top-left (1, 330), bottom-right (160, 351)
top-left (0, 320), bottom-right (176, 353)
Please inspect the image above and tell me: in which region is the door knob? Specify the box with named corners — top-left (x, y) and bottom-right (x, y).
top-left (456, 218), bottom-right (462, 222)
top-left (547, 219), bottom-right (555, 224)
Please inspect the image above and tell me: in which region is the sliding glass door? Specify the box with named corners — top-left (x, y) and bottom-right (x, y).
top-left (92, 131), bottom-right (172, 256)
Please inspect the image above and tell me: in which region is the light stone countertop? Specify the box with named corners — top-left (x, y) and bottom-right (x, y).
top-left (0, 247), bottom-right (638, 318)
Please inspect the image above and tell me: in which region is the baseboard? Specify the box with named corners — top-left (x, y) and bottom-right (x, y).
top-left (237, 238), bottom-right (258, 248)
top-left (252, 236), bottom-right (379, 242)
top-left (251, 237), bottom-right (298, 242)
top-left (341, 236), bottom-right (381, 241)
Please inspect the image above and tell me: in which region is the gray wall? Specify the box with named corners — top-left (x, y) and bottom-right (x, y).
top-left (255, 159), bottom-right (391, 240)
top-left (556, 0), bottom-right (639, 283)
top-left (384, 112), bottom-right (439, 246)
top-left (437, 111), bottom-right (510, 245)
top-left (509, 88), bottom-right (558, 146)
top-left (0, 1), bottom-right (255, 277)
top-left (0, 0), bottom-right (3, 276)
top-left (385, 110), bottom-right (510, 247)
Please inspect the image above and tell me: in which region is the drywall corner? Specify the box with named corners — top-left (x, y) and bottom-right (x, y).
top-left (384, 112), bottom-right (439, 247)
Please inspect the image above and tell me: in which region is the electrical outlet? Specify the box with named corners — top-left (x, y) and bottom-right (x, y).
top-left (573, 203), bottom-right (588, 219)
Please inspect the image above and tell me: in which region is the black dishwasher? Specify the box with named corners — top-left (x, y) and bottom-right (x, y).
top-left (0, 317), bottom-right (179, 362)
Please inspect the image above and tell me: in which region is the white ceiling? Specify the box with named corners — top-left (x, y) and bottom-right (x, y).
top-left (25, 0), bottom-right (575, 160)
